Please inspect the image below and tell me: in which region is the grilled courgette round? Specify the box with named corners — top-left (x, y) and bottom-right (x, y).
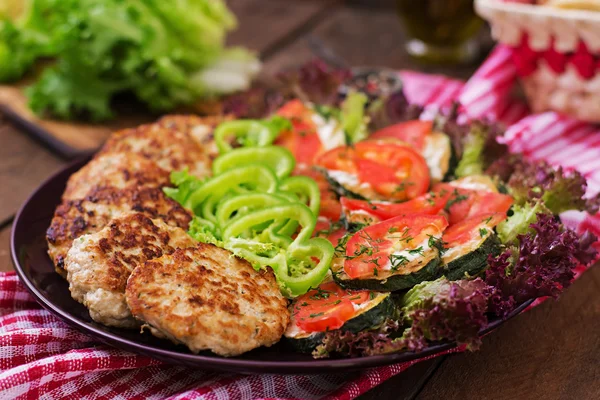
top-left (285, 292), bottom-right (397, 353)
top-left (332, 253), bottom-right (442, 292)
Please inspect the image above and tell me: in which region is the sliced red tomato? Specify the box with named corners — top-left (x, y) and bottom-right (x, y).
top-left (293, 281), bottom-right (370, 333)
top-left (467, 192), bottom-right (514, 218)
top-left (314, 218), bottom-right (330, 234)
top-left (443, 212), bottom-right (506, 248)
top-left (353, 143), bottom-right (430, 199)
top-left (296, 166), bottom-right (342, 220)
top-left (369, 120), bottom-right (433, 150)
top-left (433, 183), bottom-right (475, 224)
top-left (276, 129), bottom-right (323, 167)
top-left (356, 158), bottom-right (400, 187)
top-left (276, 99), bottom-right (307, 117)
top-left (316, 145), bottom-right (357, 173)
top-left (320, 195), bottom-right (342, 221)
top-left (327, 227), bottom-right (348, 247)
top-left (316, 142), bottom-right (430, 201)
top-left (275, 100), bottom-right (323, 167)
top-left (344, 214), bottom-right (448, 279)
top-left (341, 188), bottom-right (452, 221)
top-left (314, 218), bottom-right (347, 247)
top-left (432, 184), bottom-right (514, 225)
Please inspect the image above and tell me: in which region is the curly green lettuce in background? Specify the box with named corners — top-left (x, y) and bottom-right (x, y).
top-left (0, 0), bottom-right (260, 121)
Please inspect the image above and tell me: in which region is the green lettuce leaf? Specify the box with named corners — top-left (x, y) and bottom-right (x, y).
top-left (496, 201), bottom-right (549, 245)
top-left (163, 169), bottom-right (206, 207)
top-left (454, 125), bottom-right (485, 178)
top-left (2, 0), bottom-right (260, 120)
top-left (340, 91), bottom-right (369, 144)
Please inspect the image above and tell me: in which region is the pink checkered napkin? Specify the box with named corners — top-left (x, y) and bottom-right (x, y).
top-left (2, 45), bottom-right (599, 399)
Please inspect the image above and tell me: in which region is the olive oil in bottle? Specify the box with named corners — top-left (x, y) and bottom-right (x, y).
top-left (396, 0), bottom-right (483, 64)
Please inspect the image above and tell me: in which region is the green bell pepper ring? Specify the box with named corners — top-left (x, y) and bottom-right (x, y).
top-left (220, 192), bottom-right (302, 238)
top-left (213, 116), bottom-right (291, 154)
top-left (186, 165), bottom-right (278, 220)
top-left (283, 236), bottom-right (334, 297)
top-left (212, 146), bottom-right (296, 179)
top-left (215, 191), bottom-right (304, 238)
top-left (278, 176), bottom-right (321, 216)
top-left (216, 192), bottom-right (291, 229)
top-left (222, 204), bottom-right (334, 297)
top-left (221, 203), bottom-right (315, 250)
top-left (200, 194), bottom-right (233, 227)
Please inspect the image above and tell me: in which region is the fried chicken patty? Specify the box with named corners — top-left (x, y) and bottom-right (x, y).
top-left (99, 116), bottom-right (223, 179)
top-left (157, 114), bottom-right (225, 162)
top-left (62, 152), bottom-right (170, 201)
top-left (65, 212), bottom-right (196, 328)
top-left (157, 114), bottom-right (222, 141)
top-left (47, 186), bottom-right (191, 277)
top-left (125, 244), bottom-right (289, 357)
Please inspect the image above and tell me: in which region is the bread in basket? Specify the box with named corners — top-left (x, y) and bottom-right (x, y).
top-left (476, 0), bottom-right (600, 122)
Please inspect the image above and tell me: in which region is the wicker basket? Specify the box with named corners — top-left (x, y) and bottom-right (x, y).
top-left (476, 0), bottom-right (600, 122)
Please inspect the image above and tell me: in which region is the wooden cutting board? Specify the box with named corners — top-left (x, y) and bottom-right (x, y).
top-left (0, 83), bottom-right (153, 158)
top-left (0, 0), bottom-right (337, 159)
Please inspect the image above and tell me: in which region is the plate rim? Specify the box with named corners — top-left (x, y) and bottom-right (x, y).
top-left (10, 158), bottom-right (533, 374)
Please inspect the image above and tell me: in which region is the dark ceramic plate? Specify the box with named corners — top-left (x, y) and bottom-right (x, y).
top-left (11, 158), bottom-right (532, 374)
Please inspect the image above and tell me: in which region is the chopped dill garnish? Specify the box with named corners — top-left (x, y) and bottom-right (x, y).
top-left (407, 246), bottom-right (424, 256)
top-left (388, 253), bottom-right (409, 271)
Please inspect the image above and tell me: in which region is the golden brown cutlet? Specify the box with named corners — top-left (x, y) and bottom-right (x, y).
top-left (62, 152), bottom-right (170, 201)
top-left (47, 185), bottom-right (191, 277)
top-left (64, 212), bottom-right (195, 328)
top-left (99, 115), bottom-right (226, 178)
top-left (125, 244), bottom-right (289, 356)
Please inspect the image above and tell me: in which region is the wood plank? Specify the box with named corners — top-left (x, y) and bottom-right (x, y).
top-left (0, 88), bottom-right (152, 158)
top-left (0, 0), bottom-right (336, 158)
top-left (417, 266), bottom-right (600, 400)
top-left (0, 224), bottom-right (13, 272)
top-left (0, 119), bottom-right (64, 222)
top-left (358, 358), bottom-right (444, 400)
top-left (227, 0), bottom-right (336, 56)
top-left (262, 6), bottom-right (491, 81)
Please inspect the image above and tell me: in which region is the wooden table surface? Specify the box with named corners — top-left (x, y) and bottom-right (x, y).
top-left (1, 1), bottom-right (598, 399)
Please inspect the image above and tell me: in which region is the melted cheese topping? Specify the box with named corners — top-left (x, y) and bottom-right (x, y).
top-left (422, 132), bottom-right (451, 182)
top-left (326, 170), bottom-right (376, 200)
top-left (449, 175), bottom-right (498, 193)
top-left (285, 317), bottom-right (311, 338)
top-left (380, 237), bottom-right (432, 271)
top-left (327, 168), bottom-right (402, 201)
top-left (311, 113), bottom-right (346, 150)
top-left (327, 170), bottom-right (361, 187)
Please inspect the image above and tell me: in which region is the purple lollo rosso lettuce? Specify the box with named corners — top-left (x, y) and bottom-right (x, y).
top-left (221, 59), bottom-right (351, 118)
top-left (486, 213), bottom-right (597, 317)
top-left (367, 90), bottom-right (424, 131)
top-left (487, 149), bottom-right (599, 318)
top-left (276, 58), bottom-right (352, 106)
top-left (221, 85), bottom-right (285, 118)
top-left (506, 158), bottom-right (600, 215)
top-left (398, 277), bottom-right (491, 352)
top-left (222, 58), bottom-right (425, 128)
